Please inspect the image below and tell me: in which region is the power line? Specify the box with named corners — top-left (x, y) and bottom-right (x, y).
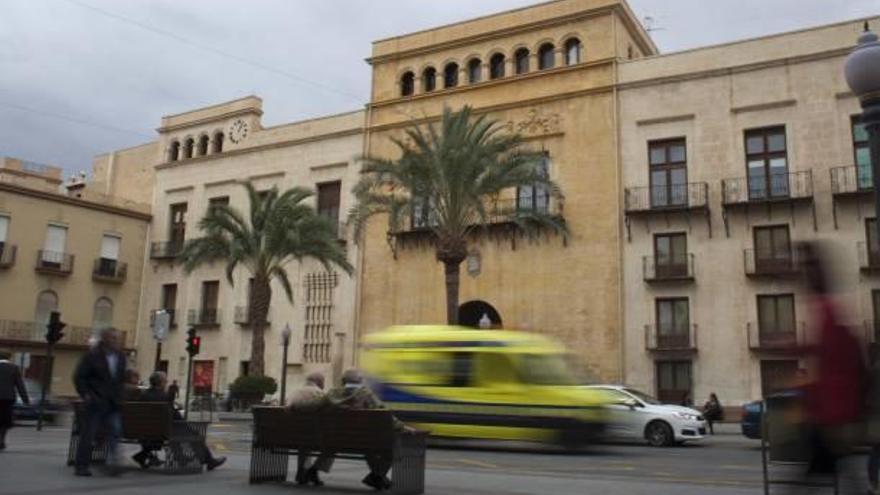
top-left (0, 100), bottom-right (154, 138)
top-left (64, 0), bottom-right (364, 103)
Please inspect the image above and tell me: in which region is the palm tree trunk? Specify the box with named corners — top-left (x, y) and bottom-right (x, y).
top-left (443, 260), bottom-right (461, 324)
top-left (248, 274), bottom-right (271, 377)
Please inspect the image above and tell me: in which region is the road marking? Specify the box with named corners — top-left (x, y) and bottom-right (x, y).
top-left (457, 458), bottom-right (499, 469)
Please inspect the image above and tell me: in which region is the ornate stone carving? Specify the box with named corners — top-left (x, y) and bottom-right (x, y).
top-left (504, 109), bottom-right (562, 135)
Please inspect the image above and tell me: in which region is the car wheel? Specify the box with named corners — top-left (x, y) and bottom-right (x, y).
top-left (646, 421), bottom-right (673, 447)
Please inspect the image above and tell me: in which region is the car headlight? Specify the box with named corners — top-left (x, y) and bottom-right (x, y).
top-left (674, 412), bottom-right (700, 421)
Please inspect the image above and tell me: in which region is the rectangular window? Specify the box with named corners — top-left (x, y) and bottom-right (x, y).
top-left (745, 126), bottom-right (788, 200)
top-left (201, 280), bottom-right (219, 324)
top-left (162, 283), bottom-right (177, 326)
top-left (754, 225), bottom-right (791, 272)
top-left (867, 219), bottom-right (879, 266)
top-left (0, 215), bottom-right (8, 243)
top-left (654, 233), bottom-right (688, 278)
top-left (649, 139), bottom-right (687, 208)
top-left (411, 196), bottom-right (436, 230)
top-left (169, 203), bottom-right (187, 247)
top-left (317, 181), bottom-right (342, 230)
top-left (517, 153), bottom-right (550, 212)
top-left (208, 196), bottom-right (229, 212)
top-left (760, 360), bottom-right (798, 397)
top-left (656, 298), bottom-right (689, 349)
top-left (656, 361), bottom-right (692, 404)
top-left (449, 352), bottom-right (473, 387)
top-left (97, 234), bottom-right (121, 277)
top-left (873, 290), bottom-right (880, 344)
top-left (853, 116), bottom-right (873, 190)
top-left (757, 294), bottom-right (796, 338)
top-left (42, 225), bottom-right (68, 265)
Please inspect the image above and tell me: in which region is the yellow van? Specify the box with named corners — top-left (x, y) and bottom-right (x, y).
top-left (360, 325), bottom-right (612, 447)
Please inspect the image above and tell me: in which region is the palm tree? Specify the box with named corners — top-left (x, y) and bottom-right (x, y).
top-left (350, 105), bottom-right (567, 325)
top-left (179, 182), bottom-right (352, 377)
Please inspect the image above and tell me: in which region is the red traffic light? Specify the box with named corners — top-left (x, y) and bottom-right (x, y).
top-left (192, 337), bottom-right (200, 346)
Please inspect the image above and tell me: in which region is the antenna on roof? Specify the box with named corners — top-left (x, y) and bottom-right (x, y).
top-left (643, 16), bottom-right (665, 33)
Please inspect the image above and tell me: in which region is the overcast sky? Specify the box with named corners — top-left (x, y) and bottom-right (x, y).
top-left (1, 0), bottom-right (877, 176)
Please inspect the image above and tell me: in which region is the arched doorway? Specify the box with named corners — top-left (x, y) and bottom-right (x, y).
top-left (458, 300), bottom-right (502, 329)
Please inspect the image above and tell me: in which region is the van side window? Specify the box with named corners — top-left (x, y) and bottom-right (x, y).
top-left (449, 352), bottom-right (472, 387)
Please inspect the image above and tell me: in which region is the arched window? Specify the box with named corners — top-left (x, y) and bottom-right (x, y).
top-left (168, 141), bottom-right (180, 162)
top-left (443, 63), bottom-right (459, 88)
top-left (467, 59), bottom-right (482, 84)
top-left (514, 48), bottom-right (530, 75)
top-left (489, 53), bottom-right (505, 80)
top-left (34, 290), bottom-right (58, 326)
top-left (565, 38), bottom-right (582, 65)
top-left (400, 71), bottom-right (415, 96)
top-left (197, 135), bottom-right (209, 156)
top-left (92, 297), bottom-right (114, 332)
top-left (183, 138), bottom-right (194, 159)
top-left (213, 132), bottom-right (224, 153)
top-left (423, 67), bottom-right (437, 92)
top-left (538, 43), bottom-right (555, 70)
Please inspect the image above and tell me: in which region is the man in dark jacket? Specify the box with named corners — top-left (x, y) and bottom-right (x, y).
top-left (72, 328), bottom-right (126, 476)
top-left (0, 350), bottom-right (29, 450)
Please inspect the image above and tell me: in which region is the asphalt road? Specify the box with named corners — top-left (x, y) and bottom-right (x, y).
top-left (0, 420), bottom-right (776, 495)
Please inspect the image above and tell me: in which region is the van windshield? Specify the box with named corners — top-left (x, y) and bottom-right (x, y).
top-left (518, 354), bottom-right (576, 385)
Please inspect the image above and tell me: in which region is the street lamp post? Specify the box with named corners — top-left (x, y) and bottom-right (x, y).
top-left (845, 23), bottom-right (880, 246)
top-left (280, 323), bottom-right (292, 405)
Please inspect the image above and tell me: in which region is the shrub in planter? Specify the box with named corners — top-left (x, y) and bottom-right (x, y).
top-left (230, 375), bottom-right (278, 408)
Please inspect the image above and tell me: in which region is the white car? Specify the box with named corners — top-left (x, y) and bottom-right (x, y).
top-left (586, 385), bottom-right (708, 446)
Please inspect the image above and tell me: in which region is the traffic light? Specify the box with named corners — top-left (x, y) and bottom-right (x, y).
top-left (185, 326), bottom-right (200, 356)
top-left (46, 311), bottom-right (65, 344)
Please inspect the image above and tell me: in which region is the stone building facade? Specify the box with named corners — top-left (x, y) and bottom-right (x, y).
top-left (0, 157), bottom-right (150, 397)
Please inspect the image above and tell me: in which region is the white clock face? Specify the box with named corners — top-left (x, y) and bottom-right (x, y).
top-left (229, 119), bottom-right (249, 144)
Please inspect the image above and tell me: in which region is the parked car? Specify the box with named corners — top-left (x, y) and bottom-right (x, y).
top-left (584, 385), bottom-right (708, 446)
top-left (13, 380), bottom-right (63, 424)
top-left (740, 400), bottom-right (762, 439)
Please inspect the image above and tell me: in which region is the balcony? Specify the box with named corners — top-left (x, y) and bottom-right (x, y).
top-left (744, 249), bottom-right (802, 278)
top-left (188, 308), bottom-right (220, 328)
top-left (0, 244), bottom-right (16, 268)
top-left (92, 258), bottom-right (127, 283)
top-left (859, 242), bottom-right (880, 274)
top-left (721, 171), bottom-right (815, 235)
top-left (747, 321), bottom-right (805, 352)
top-left (624, 183), bottom-right (709, 214)
top-left (645, 324), bottom-right (698, 354)
top-left (643, 254), bottom-right (695, 283)
top-left (149, 309), bottom-right (177, 329)
top-left (234, 306), bottom-right (271, 326)
top-left (35, 250), bottom-right (74, 276)
top-left (150, 240), bottom-right (183, 260)
top-left (831, 165), bottom-right (872, 198)
top-left (0, 320), bottom-right (128, 349)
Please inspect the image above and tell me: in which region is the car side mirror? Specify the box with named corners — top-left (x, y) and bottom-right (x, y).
top-left (619, 398), bottom-right (638, 410)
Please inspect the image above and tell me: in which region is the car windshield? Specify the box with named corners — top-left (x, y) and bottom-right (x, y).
top-left (623, 388), bottom-right (661, 405)
top-left (518, 354), bottom-right (576, 385)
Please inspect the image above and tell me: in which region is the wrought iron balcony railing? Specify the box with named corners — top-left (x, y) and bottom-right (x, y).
top-left (398, 196), bottom-right (564, 234)
top-left (233, 306), bottom-right (271, 326)
top-left (643, 254), bottom-right (695, 282)
top-left (624, 183), bottom-right (709, 213)
top-left (35, 250), bottom-right (74, 275)
top-left (0, 320), bottom-right (128, 348)
top-left (831, 165), bottom-right (873, 196)
top-left (859, 241), bottom-right (880, 273)
top-left (150, 240), bottom-right (184, 260)
top-left (722, 171), bottom-right (813, 205)
top-left (92, 258), bottom-right (127, 283)
top-left (0, 244), bottom-right (16, 268)
top-left (188, 308), bottom-right (220, 328)
top-left (744, 248), bottom-right (802, 278)
top-left (747, 321), bottom-right (805, 351)
top-left (645, 324), bottom-right (698, 352)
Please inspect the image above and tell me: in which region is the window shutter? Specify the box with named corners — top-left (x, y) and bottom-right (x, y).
top-left (44, 225), bottom-right (67, 253)
top-left (100, 235), bottom-right (121, 260)
top-left (0, 216), bottom-right (8, 242)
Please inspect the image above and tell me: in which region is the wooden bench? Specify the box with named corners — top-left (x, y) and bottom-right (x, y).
top-left (250, 407), bottom-right (426, 494)
top-left (66, 401), bottom-right (210, 474)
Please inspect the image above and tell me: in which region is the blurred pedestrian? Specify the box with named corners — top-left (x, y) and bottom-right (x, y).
top-left (799, 242), bottom-right (867, 492)
top-left (702, 393), bottom-right (723, 435)
top-left (73, 328), bottom-right (126, 477)
top-left (167, 380), bottom-right (180, 403)
top-left (327, 368), bottom-right (414, 491)
top-left (0, 350), bottom-right (29, 451)
top-left (287, 372), bottom-right (330, 486)
top-left (123, 369), bottom-right (141, 400)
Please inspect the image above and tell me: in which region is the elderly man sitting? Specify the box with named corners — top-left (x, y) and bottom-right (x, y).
top-left (287, 372), bottom-right (332, 486)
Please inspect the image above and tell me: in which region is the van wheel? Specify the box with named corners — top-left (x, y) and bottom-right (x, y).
top-left (646, 421), bottom-right (673, 447)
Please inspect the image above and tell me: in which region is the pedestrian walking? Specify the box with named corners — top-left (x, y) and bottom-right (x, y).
top-left (0, 350), bottom-right (29, 451)
top-left (702, 393), bottom-right (723, 435)
top-left (287, 372), bottom-right (331, 486)
top-left (326, 368), bottom-right (414, 491)
top-left (72, 328), bottom-right (127, 477)
top-left (167, 380), bottom-right (180, 403)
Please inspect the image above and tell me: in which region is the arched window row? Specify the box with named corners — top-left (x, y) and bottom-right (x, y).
top-left (397, 37), bottom-right (583, 98)
top-left (167, 130), bottom-right (225, 163)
